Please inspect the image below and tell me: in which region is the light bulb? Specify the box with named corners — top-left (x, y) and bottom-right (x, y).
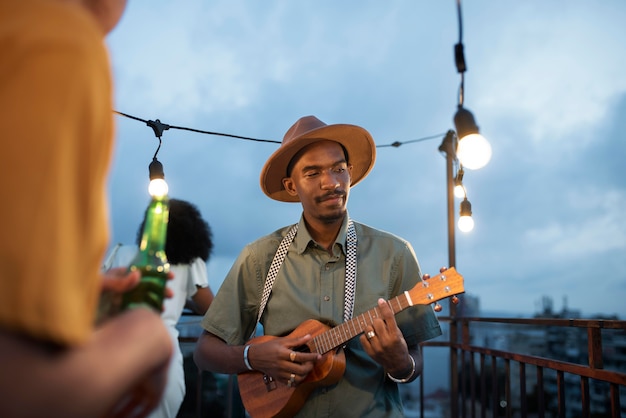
top-left (454, 184), bottom-right (466, 199)
top-left (148, 178), bottom-right (169, 198)
top-left (458, 215), bottom-right (474, 232)
top-left (457, 133), bottom-right (492, 170)
top-left (458, 197), bottom-right (474, 232)
top-left (453, 167), bottom-right (466, 198)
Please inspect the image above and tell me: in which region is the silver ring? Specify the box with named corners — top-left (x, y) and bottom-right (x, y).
top-left (287, 373), bottom-right (296, 388)
top-left (366, 330), bottom-right (375, 340)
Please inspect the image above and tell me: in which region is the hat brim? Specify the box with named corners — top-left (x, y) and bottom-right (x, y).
top-left (260, 124), bottom-right (376, 202)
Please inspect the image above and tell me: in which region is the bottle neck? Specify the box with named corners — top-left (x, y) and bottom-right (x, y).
top-left (138, 196), bottom-right (169, 256)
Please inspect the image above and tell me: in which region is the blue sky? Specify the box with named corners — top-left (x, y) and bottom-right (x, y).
top-left (105, 1), bottom-right (626, 318)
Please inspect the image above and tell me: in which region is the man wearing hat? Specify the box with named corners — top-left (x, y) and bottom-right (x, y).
top-left (194, 116), bottom-right (442, 417)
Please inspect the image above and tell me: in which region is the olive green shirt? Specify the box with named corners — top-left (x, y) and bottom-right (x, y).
top-left (202, 214), bottom-right (442, 417)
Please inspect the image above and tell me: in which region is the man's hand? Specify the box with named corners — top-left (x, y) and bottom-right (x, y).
top-left (359, 298), bottom-right (412, 376)
top-left (247, 334), bottom-right (321, 387)
top-left (97, 268), bottom-right (174, 322)
top-left (102, 267), bottom-right (142, 293)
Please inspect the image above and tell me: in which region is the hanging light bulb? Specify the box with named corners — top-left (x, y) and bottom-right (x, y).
top-left (453, 167), bottom-right (466, 198)
top-left (454, 106), bottom-right (492, 170)
top-left (148, 157), bottom-right (169, 198)
top-left (453, 183), bottom-right (466, 199)
top-left (458, 197), bottom-right (474, 232)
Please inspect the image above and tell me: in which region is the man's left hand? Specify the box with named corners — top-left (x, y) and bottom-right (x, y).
top-left (359, 298), bottom-right (412, 377)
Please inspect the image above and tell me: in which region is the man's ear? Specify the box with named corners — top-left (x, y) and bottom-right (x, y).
top-left (348, 163), bottom-right (354, 185)
top-left (282, 177), bottom-right (298, 197)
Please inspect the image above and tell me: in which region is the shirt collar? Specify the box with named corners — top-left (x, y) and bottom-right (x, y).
top-left (294, 213), bottom-right (350, 255)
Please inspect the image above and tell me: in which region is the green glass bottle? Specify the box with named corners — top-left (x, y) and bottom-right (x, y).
top-left (121, 195), bottom-right (170, 311)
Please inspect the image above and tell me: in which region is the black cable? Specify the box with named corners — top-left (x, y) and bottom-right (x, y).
top-left (456, 0), bottom-right (463, 44)
top-left (114, 110), bottom-right (446, 149)
top-left (115, 110), bottom-right (147, 123)
top-left (152, 137), bottom-right (162, 160)
top-left (114, 110), bottom-right (279, 144)
top-left (378, 133), bottom-right (447, 148)
top-left (168, 124), bottom-right (280, 144)
top-left (454, 0), bottom-right (466, 106)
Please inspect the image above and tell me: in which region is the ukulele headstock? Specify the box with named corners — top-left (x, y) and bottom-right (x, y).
top-left (409, 266), bottom-right (464, 311)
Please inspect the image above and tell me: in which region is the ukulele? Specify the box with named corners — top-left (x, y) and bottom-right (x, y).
top-left (238, 267), bottom-right (464, 418)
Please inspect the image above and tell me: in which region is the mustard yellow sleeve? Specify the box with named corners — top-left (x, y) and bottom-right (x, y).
top-left (0, 1), bottom-right (114, 345)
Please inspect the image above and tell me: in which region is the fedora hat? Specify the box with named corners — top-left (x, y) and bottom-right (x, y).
top-left (260, 115), bottom-right (376, 202)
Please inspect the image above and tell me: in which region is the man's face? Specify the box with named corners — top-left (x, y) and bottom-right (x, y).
top-left (282, 141), bottom-right (352, 224)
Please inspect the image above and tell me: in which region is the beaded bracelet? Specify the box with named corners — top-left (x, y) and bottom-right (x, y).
top-left (386, 355), bottom-right (416, 383)
top-left (243, 344), bottom-right (254, 371)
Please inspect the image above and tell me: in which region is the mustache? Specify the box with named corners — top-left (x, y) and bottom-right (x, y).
top-left (316, 189), bottom-right (347, 203)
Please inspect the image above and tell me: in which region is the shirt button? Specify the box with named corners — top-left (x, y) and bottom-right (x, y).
top-left (324, 296), bottom-right (330, 301)
top-left (325, 265), bottom-right (330, 270)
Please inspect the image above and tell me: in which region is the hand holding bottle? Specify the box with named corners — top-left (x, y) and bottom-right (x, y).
top-left (98, 266), bottom-right (174, 322)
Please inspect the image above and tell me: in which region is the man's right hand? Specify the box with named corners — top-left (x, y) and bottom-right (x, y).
top-left (247, 334), bottom-right (321, 387)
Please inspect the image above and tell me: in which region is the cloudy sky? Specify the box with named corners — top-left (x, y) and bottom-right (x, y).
top-left (104, 1), bottom-right (626, 319)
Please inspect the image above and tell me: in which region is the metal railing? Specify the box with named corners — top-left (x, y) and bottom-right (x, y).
top-left (422, 316), bottom-right (626, 418)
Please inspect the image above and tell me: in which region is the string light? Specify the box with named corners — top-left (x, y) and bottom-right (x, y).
top-left (118, 110), bottom-right (480, 236)
top-left (458, 197), bottom-right (474, 233)
top-left (452, 0), bottom-right (492, 171)
top-left (121, 109), bottom-right (482, 237)
top-left (453, 167), bottom-right (466, 198)
top-left (145, 120), bottom-right (169, 198)
top-left (440, 0), bottom-right (492, 235)
top-left (148, 157), bottom-right (168, 198)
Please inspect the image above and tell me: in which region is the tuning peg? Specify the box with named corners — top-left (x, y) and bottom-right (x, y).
top-left (422, 273), bottom-right (431, 280)
top-left (452, 295), bottom-right (460, 305)
top-left (433, 303), bottom-right (443, 312)
top-left (439, 266), bottom-right (448, 273)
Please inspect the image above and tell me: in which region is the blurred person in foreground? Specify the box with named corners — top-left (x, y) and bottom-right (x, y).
top-left (194, 115), bottom-right (443, 417)
top-left (106, 198), bottom-right (215, 417)
top-left (0, 0), bottom-right (173, 417)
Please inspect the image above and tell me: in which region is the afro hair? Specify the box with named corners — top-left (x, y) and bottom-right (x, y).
top-left (136, 198), bottom-right (213, 265)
